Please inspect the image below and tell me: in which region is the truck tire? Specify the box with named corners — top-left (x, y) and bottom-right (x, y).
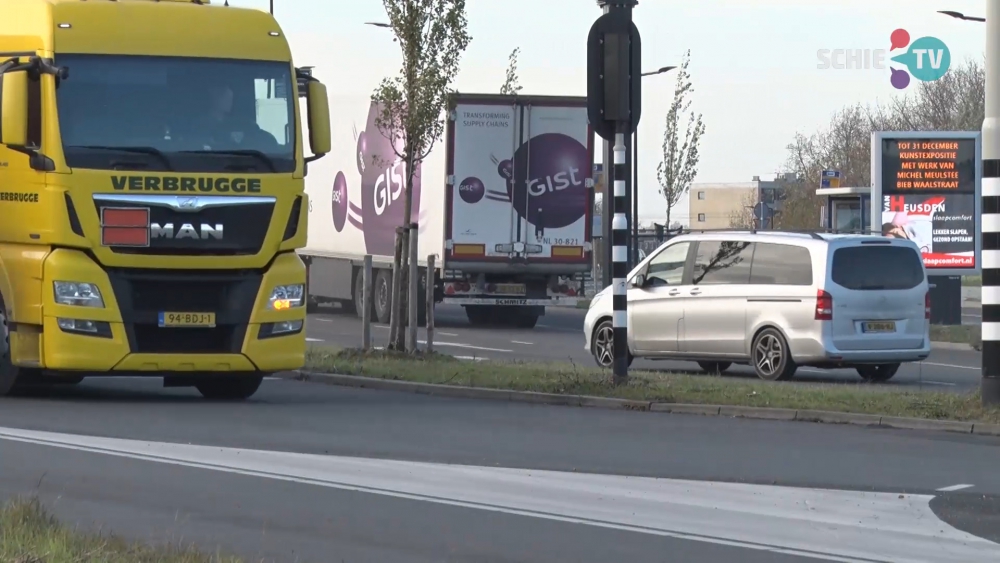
top-left (514, 311), bottom-right (539, 329)
top-left (374, 269), bottom-right (392, 324)
top-left (0, 301), bottom-right (38, 396)
top-left (195, 375), bottom-right (264, 401)
top-left (353, 268), bottom-right (367, 319)
top-left (465, 305), bottom-right (489, 326)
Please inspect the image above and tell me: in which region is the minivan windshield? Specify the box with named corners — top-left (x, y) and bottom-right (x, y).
top-left (831, 244), bottom-right (925, 290)
top-left (55, 54), bottom-right (295, 173)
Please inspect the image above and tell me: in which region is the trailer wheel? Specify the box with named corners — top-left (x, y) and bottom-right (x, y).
top-left (374, 269), bottom-right (393, 324)
top-left (514, 312), bottom-right (539, 329)
top-left (465, 305), bottom-right (489, 326)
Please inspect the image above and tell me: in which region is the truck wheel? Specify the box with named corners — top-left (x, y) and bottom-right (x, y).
top-left (195, 375), bottom-right (264, 401)
top-left (514, 312), bottom-right (539, 329)
top-left (0, 303), bottom-right (36, 396)
top-left (352, 268), bottom-right (367, 319)
top-left (465, 305), bottom-right (489, 326)
top-left (374, 270), bottom-right (392, 324)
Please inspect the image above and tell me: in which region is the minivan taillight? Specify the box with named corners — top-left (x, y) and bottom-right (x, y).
top-left (925, 292), bottom-right (931, 319)
top-left (815, 289), bottom-right (833, 320)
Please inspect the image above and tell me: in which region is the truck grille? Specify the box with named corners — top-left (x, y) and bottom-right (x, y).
top-left (106, 268), bottom-right (262, 354)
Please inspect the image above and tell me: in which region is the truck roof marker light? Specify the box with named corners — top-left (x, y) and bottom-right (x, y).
top-left (58, 23), bottom-right (71, 29)
top-left (269, 31), bottom-right (280, 36)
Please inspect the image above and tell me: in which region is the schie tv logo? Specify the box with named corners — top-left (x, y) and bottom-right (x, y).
top-left (817, 28), bottom-right (951, 90)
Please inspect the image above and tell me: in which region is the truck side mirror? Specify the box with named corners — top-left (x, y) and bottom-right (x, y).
top-left (0, 70), bottom-right (28, 147)
top-left (305, 80), bottom-right (330, 162)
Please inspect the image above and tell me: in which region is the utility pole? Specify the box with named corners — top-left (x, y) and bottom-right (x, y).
top-left (983, 0), bottom-right (1000, 406)
top-left (588, 0), bottom-right (641, 384)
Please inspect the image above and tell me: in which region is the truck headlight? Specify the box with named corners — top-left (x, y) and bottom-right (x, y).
top-left (269, 284), bottom-right (304, 310)
top-left (53, 281), bottom-right (105, 308)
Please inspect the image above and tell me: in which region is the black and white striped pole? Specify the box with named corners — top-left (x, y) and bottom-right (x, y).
top-left (983, 0), bottom-right (1000, 406)
top-left (588, 0), bottom-right (641, 384)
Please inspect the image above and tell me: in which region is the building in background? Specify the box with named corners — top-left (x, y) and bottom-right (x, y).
top-left (688, 174), bottom-right (796, 229)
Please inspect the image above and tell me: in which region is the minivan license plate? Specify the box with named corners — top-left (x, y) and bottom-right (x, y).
top-left (862, 321), bottom-right (895, 333)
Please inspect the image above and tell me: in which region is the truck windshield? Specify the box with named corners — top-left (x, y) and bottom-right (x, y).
top-left (55, 54), bottom-right (295, 174)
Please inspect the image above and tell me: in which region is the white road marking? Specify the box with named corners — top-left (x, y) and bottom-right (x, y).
top-left (305, 338), bottom-right (324, 342)
top-left (438, 331), bottom-right (459, 337)
top-left (418, 341), bottom-right (513, 353)
top-left (312, 318), bottom-right (333, 323)
top-left (453, 356), bottom-right (489, 362)
top-left (0, 427), bottom-right (996, 563)
top-left (921, 362), bottom-right (979, 371)
top-left (923, 381), bottom-right (957, 387)
top-left (511, 340), bottom-right (533, 345)
top-left (937, 484), bottom-right (974, 492)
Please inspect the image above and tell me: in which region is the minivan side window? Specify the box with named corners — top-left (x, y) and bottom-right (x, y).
top-left (749, 243), bottom-right (813, 285)
top-left (643, 242), bottom-right (690, 286)
top-left (691, 240), bottom-right (754, 285)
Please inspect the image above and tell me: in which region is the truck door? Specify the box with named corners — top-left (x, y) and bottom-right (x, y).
top-left (515, 103), bottom-right (592, 264)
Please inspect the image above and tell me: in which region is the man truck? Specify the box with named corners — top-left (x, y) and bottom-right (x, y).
top-left (0, 0), bottom-right (331, 399)
top-left (301, 92), bottom-right (594, 329)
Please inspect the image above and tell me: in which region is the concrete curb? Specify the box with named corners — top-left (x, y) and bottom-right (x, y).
top-left (931, 340), bottom-right (978, 351)
top-left (284, 371), bottom-right (998, 437)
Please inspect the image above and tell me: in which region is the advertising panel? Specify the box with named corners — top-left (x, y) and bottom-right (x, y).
top-left (870, 132), bottom-right (981, 276)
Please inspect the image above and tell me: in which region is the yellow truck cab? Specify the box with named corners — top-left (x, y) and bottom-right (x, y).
top-left (0, 0), bottom-right (331, 399)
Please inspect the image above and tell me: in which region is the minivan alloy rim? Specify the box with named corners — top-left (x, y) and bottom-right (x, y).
top-left (755, 334), bottom-right (782, 377)
top-left (594, 324), bottom-right (615, 367)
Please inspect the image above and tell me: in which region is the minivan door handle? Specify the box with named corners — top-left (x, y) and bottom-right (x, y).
top-left (668, 289), bottom-right (680, 296)
top-left (690, 289), bottom-right (701, 295)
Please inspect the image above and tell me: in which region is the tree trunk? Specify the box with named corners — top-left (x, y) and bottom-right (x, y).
top-left (387, 227), bottom-right (405, 350)
top-left (665, 204), bottom-right (671, 232)
top-left (389, 149), bottom-right (416, 351)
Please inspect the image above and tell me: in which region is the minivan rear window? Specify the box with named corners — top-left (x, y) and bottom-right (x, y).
top-left (831, 245), bottom-right (924, 290)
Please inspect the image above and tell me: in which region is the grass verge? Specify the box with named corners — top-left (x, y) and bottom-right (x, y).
top-left (0, 497), bottom-right (240, 563)
top-left (963, 275), bottom-right (982, 287)
top-left (930, 324), bottom-right (981, 349)
top-left (304, 347), bottom-right (1000, 424)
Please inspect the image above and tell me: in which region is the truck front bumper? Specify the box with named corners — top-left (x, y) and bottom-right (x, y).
top-left (37, 249), bottom-right (306, 373)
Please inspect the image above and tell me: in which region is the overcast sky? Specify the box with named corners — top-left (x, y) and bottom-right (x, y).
top-left (236, 0), bottom-right (989, 224)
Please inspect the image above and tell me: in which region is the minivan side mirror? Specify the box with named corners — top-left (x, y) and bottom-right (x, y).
top-left (305, 80), bottom-right (330, 163)
top-left (632, 273), bottom-right (646, 288)
top-left (0, 69), bottom-right (28, 147)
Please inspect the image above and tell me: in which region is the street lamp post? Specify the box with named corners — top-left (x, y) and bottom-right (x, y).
top-left (630, 65), bottom-right (676, 265)
top-left (940, 5), bottom-right (1000, 406)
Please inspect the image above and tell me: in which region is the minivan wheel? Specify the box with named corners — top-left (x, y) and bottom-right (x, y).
top-left (591, 319), bottom-right (633, 369)
top-left (697, 361), bottom-right (732, 374)
top-left (856, 363), bottom-right (900, 383)
top-left (751, 328), bottom-right (797, 381)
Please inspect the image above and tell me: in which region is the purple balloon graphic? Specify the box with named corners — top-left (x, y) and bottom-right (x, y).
top-left (458, 177), bottom-right (485, 204)
top-left (503, 133), bottom-right (588, 230)
top-left (331, 171), bottom-right (348, 233)
top-left (497, 159), bottom-right (513, 180)
top-left (890, 68), bottom-right (910, 90)
top-left (356, 102), bottom-right (421, 256)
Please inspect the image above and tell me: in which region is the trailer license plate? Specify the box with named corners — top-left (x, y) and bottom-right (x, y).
top-left (496, 283), bottom-right (526, 295)
top-left (862, 321), bottom-right (895, 333)
top-left (159, 312), bottom-right (216, 328)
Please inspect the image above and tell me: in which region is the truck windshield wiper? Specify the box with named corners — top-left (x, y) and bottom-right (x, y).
top-left (66, 145), bottom-right (173, 170)
top-left (180, 149), bottom-right (277, 173)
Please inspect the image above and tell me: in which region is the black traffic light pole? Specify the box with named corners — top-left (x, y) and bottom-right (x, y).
top-left (588, 0), bottom-right (641, 384)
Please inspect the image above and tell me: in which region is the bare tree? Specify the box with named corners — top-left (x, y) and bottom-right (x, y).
top-left (728, 190), bottom-right (756, 229)
top-left (372, 0), bottom-right (471, 351)
top-left (500, 47), bottom-right (522, 95)
top-left (779, 58), bottom-right (985, 230)
top-left (656, 50), bottom-right (705, 229)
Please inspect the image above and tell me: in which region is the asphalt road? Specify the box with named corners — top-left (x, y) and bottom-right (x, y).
top-left (307, 303), bottom-right (984, 392)
top-left (2, 377), bottom-right (1000, 562)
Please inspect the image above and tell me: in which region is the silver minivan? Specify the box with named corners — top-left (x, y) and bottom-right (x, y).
top-left (583, 231), bottom-right (931, 381)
